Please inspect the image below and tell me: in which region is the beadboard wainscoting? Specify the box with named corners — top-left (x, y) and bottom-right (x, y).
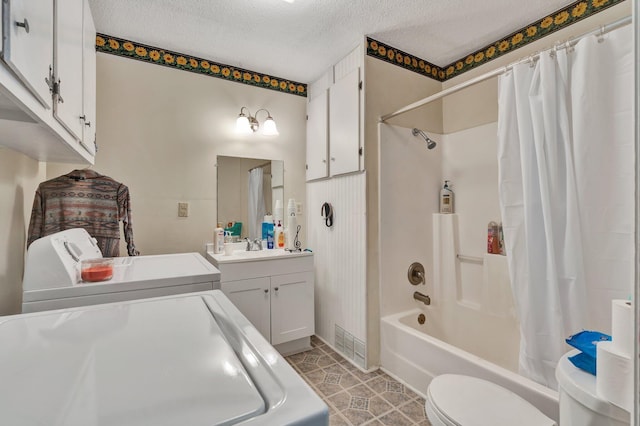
top-left (307, 172), bottom-right (367, 368)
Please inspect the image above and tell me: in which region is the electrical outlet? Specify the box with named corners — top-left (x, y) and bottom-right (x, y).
top-left (178, 202), bottom-right (189, 217)
top-left (295, 202), bottom-right (303, 215)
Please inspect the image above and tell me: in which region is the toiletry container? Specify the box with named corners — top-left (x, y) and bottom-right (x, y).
top-left (440, 181), bottom-right (453, 213)
top-left (275, 220), bottom-right (285, 248)
top-left (266, 223), bottom-right (275, 249)
top-left (214, 223), bottom-right (225, 254)
top-left (274, 200), bottom-right (283, 224)
top-left (487, 221), bottom-right (499, 254)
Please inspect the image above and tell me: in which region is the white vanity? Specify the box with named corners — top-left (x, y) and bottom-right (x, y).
top-left (206, 246), bottom-right (315, 355)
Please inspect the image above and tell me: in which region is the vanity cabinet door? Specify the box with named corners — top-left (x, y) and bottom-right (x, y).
top-left (270, 271), bottom-right (314, 346)
top-left (221, 277), bottom-right (271, 341)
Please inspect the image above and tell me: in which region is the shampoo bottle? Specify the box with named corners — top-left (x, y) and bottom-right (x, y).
top-left (440, 180), bottom-right (454, 214)
top-left (214, 223), bottom-right (225, 254)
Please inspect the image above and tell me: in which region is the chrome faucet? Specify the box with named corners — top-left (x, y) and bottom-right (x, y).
top-left (413, 291), bottom-right (431, 305)
top-left (245, 238), bottom-right (263, 251)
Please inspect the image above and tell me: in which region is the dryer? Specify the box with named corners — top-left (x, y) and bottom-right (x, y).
top-left (0, 290), bottom-right (329, 425)
top-left (22, 228), bottom-right (220, 313)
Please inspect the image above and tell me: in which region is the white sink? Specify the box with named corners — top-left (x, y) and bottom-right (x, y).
top-left (205, 247), bottom-right (312, 265)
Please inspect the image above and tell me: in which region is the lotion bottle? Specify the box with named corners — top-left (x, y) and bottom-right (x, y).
top-left (276, 220), bottom-right (285, 248)
top-left (440, 180), bottom-right (454, 214)
top-left (214, 223), bottom-right (225, 254)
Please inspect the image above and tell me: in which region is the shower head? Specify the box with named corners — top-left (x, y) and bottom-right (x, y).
top-left (412, 128), bottom-right (437, 150)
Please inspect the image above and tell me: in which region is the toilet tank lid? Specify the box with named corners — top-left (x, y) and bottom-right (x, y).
top-left (555, 350), bottom-right (629, 422)
top-left (428, 374), bottom-right (556, 426)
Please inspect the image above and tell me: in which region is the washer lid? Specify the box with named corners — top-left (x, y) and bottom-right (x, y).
top-left (555, 350), bottom-right (629, 422)
top-left (0, 295), bottom-right (265, 426)
top-left (428, 374), bottom-right (555, 426)
top-left (22, 252), bottom-right (221, 302)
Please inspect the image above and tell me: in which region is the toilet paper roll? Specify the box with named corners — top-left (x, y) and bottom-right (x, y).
top-left (596, 341), bottom-right (632, 413)
top-left (611, 299), bottom-right (633, 357)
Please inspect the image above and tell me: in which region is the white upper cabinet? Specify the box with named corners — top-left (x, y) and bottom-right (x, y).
top-left (305, 89), bottom-right (328, 181)
top-left (54, 0), bottom-right (84, 141)
top-left (329, 67), bottom-right (360, 176)
top-left (81, 0), bottom-right (96, 155)
top-left (2, 0), bottom-right (53, 109)
top-left (0, 0), bottom-right (95, 163)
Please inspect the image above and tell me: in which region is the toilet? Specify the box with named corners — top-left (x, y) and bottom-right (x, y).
top-left (425, 374), bottom-right (556, 426)
top-left (555, 350), bottom-right (630, 425)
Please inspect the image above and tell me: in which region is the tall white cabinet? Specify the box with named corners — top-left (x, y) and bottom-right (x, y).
top-left (0, 0), bottom-right (96, 163)
top-left (306, 45), bottom-right (363, 181)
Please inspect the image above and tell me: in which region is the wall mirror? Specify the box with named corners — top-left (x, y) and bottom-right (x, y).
top-left (217, 156), bottom-right (284, 240)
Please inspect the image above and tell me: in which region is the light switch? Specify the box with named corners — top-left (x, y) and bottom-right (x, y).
top-left (178, 202), bottom-right (189, 217)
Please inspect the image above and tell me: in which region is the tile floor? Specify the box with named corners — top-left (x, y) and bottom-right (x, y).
top-left (285, 336), bottom-right (432, 426)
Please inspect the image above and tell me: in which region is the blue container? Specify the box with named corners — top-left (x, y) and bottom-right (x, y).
top-left (263, 222), bottom-right (274, 249)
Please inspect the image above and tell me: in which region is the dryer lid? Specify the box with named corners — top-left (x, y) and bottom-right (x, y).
top-left (428, 374), bottom-right (556, 426)
top-left (0, 295), bottom-right (265, 425)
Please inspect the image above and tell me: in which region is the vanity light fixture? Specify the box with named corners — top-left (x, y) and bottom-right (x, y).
top-left (236, 107), bottom-right (279, 136)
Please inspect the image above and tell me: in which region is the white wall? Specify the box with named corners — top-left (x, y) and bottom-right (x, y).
top-left (0, 148), bottom-right (45, 315)
top-left (378, 123), bottom-right (442, 316)
top-left (48, 53), bottom-right (307, 256)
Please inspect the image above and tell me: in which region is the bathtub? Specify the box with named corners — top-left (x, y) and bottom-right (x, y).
top-left (380, 308), bottom-right (559, 422)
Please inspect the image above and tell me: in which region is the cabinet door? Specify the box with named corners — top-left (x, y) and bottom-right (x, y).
top-left (2, 0), bottom-right (53, 108)
top-left (221, 278), bottom-right (271, 341)
top-left (306, 90), bottom-right (328, 181)
top-left (81, 0), bottom-right (95, 155)
top-left (53, 0), bottom-right (84, 141)
top-left (270, 271), bottom-right (314, 345)
top-left (329, 67), bottom-right (360, 176)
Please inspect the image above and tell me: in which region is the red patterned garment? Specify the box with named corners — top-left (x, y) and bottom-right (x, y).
top-left (27, 169), bottom-right (140, 257)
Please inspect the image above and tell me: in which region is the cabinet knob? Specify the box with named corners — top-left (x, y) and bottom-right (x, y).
top-left (15, 19), bottom-right (29, 34)
top-left (274, 287), bottom-right (279, 292)
top-left (322, 159), bottom-right (326, 163)
top-left (264, 289), bottom-right (269, 293)
top-left (331, 157), bottom-right (336, 161)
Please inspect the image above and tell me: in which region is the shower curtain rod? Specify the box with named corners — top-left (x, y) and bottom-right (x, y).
top-left (380, 15), bottom-right (632, 123)
top-left (248, 162), bottom-right (271, 172)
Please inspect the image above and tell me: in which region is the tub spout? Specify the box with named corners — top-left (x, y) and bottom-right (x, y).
top-left (413, 291), bottom-right (431, 305)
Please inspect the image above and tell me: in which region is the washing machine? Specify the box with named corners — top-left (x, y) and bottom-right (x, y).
top-left (22, 228), bottom-right (221, 313)
top-left (0, 290), bottom-right (329, 425)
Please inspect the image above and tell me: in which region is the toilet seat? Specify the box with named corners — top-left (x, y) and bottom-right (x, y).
top-left (425, 374), bottom-right (556, 426)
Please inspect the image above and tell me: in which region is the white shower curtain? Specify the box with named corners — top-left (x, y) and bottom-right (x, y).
top-left (497, 25), bottom-right (634, 388)
top-left (248, 168), bottom-right (266, 240)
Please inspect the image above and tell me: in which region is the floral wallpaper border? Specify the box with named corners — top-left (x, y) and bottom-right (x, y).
top-left (366, 0), bottom-right (625, 82)
top-left (96, 34), bottom-right (307, 97)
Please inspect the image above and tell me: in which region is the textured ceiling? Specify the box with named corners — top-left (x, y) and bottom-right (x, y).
top-left (89, 0), bottom-right (575, 83)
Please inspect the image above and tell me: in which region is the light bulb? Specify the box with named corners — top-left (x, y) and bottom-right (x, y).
top-left (236, 115), bottom-right (251, 134)
top-left (262, 117), bottom-right (279, 136)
